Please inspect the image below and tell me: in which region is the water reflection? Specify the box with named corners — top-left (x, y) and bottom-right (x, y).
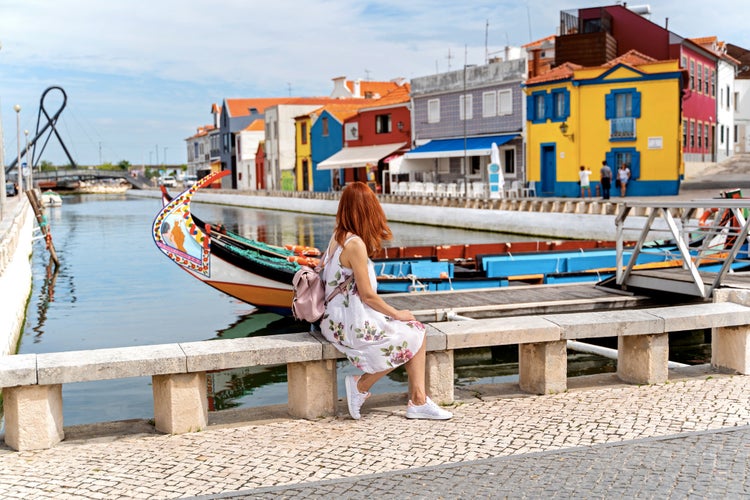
top-left (31, 257), bottom-right (60, 343)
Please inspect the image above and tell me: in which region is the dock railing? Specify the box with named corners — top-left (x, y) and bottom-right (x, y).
top-left (615, 199), bottom-right (750, 297)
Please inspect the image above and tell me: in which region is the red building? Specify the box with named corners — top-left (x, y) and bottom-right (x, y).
top-left (555, 4), bottom-right (719, 167)
top-left (320, 83), bottom-right (412, 192)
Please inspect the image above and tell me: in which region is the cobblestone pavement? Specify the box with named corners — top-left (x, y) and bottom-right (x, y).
top-left (1, 367), bottom-right (749, 499)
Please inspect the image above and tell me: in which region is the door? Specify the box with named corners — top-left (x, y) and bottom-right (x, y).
top-left (540, 144), bottom-right (556, 196)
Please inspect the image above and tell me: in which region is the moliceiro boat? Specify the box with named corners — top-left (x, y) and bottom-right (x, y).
top-left (151, 171), bottom-right (732, 316)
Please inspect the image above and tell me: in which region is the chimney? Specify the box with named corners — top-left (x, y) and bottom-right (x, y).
top-left (353, 79), bottom-right (362, 98)
top-left (529, 48), bottom-right (542, 78)
top-left (330, 76), bottom-right (350, 98)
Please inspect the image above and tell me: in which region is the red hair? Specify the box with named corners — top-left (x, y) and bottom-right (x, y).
top-left (334, 182), bottom-right (392, 256)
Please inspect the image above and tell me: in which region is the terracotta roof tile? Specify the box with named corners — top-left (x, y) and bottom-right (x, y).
top-left (603, 49), bottom-right (658, 67)
top-left (526, 62), bottom-right (581, 85)
top-left (522, 35), bottom-right (555, 49)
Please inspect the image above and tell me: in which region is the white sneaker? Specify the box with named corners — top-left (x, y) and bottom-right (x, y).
top-left (345, 375), bottom-right (369, 420)
top-left (406, 396), bottom-right (453, 420)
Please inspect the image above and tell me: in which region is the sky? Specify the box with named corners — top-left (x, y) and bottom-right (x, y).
top-left (1, 0), bottom-right (749, 168)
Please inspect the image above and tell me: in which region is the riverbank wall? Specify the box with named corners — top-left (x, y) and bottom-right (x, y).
top-left (132, 188), bottom-right (702, 241)
top-left (0, 197), bottom-right (34, 356)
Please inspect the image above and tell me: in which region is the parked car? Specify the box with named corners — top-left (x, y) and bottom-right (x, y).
top-left (159, 176), bottom-right (177, 187)
top-left (183, 174), bottom-right (198, 188)
top-left (6, 182), bottom-right (18, 196)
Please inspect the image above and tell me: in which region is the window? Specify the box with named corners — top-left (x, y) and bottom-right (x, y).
top-left (704, 66), bottom-right (710, 94)
top-left (720, 125), bottom-right (724, 144)
top-left (322, 117), bottom-right (329, 137)
top-left (301, 122), bottom-right (308, 145)
top-left (498, 89), bottom-right (513, 116)
top-left (504, 149), bottom-right (515, 175)
top-left (375, 113), bottom-right (392, 134)
top-left (606, 148), bottom-right (641, 180)
top-left (551, 88), bottom-right (570, 122)
top-left (681, 55), bottom-right (687, 68)
top-left (735, 92), bottom-right (740, 111)
top-left (726, 85), bottom-right (731, 109)
top-left (605, 88), bottom-right (640, 139)
top-left (482, 91), bottom-right (497, 117)
top-left (697, 121), bottom-right (702, 149)
top-left (529, 91), bottom-right (547, 123)
top-left (427, 99), bottom-right (440, 123)
top-left (711, 71), bottom-right (715, 97)
top-left (682, 119), bottom-right (687, 148)
top-left (448, 157), bottom-right (462, 174)
top-left (735, 125), bottom-right (739, 143)
top-left (459, 94), bottom-right (473, 120)
top-left (690, 121), bottom-right (695, 148)
top-left (690, 60), bottom-right (695, 90)
top-left (697, 63), bottom-right (703, 94)
top-left (705, 124), bottom-right (710, 151)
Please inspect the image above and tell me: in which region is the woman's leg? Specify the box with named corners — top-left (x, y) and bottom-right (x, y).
top-left (403, 335), bottom-right (427, 405)
top-left (358, 331), bottom-right (427, 403)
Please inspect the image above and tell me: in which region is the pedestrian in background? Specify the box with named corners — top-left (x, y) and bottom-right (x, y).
top-left (599, 160), bottom-right (612, 200)
top-left (618, 163), bottom-right (631, 197)
top-left (320, 181), bottom-right (453, 421)
top-left (579, 165), bottom-right (592, 198)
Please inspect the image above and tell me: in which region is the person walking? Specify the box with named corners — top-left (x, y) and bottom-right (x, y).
top-left (599, 160), bottom-right (612, 200)
top-left (579, 165), bottom-right (592, 198)
top-left (618, 163), bottom-right (631, 197)
top-left (320, 181), bottom-right (453, 421)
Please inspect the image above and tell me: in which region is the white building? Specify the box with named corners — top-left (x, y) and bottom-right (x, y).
top-left (234, 119), bottom-right (265, 191)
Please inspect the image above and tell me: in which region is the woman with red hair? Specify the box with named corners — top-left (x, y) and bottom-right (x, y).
top-left (320, 182), bottom-right (453, 421)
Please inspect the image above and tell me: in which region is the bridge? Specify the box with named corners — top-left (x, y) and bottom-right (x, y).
top-left (32, 169), bottom-right (152, 190)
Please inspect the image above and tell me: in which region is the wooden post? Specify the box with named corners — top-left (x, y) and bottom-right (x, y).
top-left (25, 189), bottom-right (60, 268)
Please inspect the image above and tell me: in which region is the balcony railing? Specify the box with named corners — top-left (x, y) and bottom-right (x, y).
top-left (610, 118), bottom-right (636, 139)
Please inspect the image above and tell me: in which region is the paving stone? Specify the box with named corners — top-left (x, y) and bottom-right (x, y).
top-left (0, 368), bottom-right (749, 498)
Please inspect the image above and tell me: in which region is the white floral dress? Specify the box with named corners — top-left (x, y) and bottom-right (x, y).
top-left (320, 236), bottom-right (425, 373)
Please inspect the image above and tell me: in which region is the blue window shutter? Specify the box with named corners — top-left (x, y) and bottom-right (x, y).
top-left (631, 150), bottom-right (641, 179)
top-left (526, 95), bottom-right (534, 121)
top-left (605, 93), bottom-right (615, 119)
top-left (632, 91), bottom-right (641, 118)
top-left (544, 93), bottom-right (554, 121)
top-left (606, 151), bottom-right (615, 170)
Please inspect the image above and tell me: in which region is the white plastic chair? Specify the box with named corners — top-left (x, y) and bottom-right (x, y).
top-left (436, 183), bottom-right (447, 197)
top-left (398, 181), bottom-right (409, 194)
top-left (507, 181), bottom-right (521, 198)
top-left (445, 183), bottom-right (458, 197)
top-left (423, 182), bottom-right (436, 197)
top-left (472, 181), bottom-right (485, 198)
top-left (522, 181), bottom-right (537, 197)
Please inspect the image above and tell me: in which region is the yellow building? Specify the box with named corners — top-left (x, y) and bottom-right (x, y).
top-left (524, 50), bottom-right (685, 197)
top-left (294, 114), bottom-right (313, 191)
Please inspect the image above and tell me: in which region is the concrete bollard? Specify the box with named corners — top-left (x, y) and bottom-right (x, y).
top-left (617, 333), bottom-right (669, 384)
top-left (3, 384), bottom-right (64, 451)
top-left (152, 372), bottom-right (208, 434)
top-left (287, 359), bottom-right (337, 419)
top-left (426, 350), bottom-right (454, 405)
top-left (519, 340), bottom-right (567, 394)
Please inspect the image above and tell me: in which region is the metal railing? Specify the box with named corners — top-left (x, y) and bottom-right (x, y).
top-left (615, 198), bottom-right (750, 297)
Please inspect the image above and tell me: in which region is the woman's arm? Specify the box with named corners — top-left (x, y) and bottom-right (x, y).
top-left (340, 237), bottom-right (416, 321)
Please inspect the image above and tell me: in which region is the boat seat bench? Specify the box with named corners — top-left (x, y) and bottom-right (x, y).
top-left (2, 301), bottom-right (750, 451)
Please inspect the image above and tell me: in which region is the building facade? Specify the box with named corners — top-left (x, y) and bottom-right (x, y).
top-left (525, 52), bottom-right (684, 197)
top-left (405, 56), bottom-right (526, 196)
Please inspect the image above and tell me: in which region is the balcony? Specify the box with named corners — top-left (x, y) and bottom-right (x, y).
top-left (610, 118), bottom-right (636, 140)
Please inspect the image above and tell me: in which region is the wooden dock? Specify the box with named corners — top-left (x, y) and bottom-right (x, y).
top-left (382, 282), bottom-right (678, 321)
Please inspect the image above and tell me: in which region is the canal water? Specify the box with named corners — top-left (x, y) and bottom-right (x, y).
top-left (8, 193), bottom-right (545, 427)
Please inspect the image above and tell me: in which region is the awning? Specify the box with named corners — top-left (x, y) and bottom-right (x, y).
top-left (317, 143), bottom-right (406, 170)
top-left (404, 134), bottom-right (518, 160)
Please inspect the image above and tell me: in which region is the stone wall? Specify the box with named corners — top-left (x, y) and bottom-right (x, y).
top-left (0, 197), bottom-right (33, 356)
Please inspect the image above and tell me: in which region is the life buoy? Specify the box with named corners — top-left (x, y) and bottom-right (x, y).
top-left (698, 208), bottom-right (718, 228)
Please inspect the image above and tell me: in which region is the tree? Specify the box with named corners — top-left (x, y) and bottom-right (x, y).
top-left (118, 160), bottom-right (131, 171)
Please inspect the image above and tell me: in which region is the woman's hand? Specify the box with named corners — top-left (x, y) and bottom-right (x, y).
top-left (392, 309), bottom-right (416, 322)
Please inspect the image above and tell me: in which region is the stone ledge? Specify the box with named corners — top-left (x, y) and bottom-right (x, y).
top-left (36, 344), bottom-right (186, 384)
top-left (181, 333), bottom-right (322, 372)
top-left (432, 316), bottom-right (560, 349)
top-left (543, 309), bottom-right (664, 339)
top-left (0, 353), bottom-right (37, 387)
top-left (645, 302), bottom-right (750, 331)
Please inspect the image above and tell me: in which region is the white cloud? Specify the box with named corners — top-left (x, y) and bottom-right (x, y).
top-left (1, 0), bottom-right (748, 165)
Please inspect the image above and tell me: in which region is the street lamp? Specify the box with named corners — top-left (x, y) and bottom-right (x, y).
top-left (25, 129), bottom-right (32, 188)
top-left (14, 104), bottom-right (23, 193)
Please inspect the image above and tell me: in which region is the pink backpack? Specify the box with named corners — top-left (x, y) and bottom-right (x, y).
top-left (292, 250), bottom-right (353, 323)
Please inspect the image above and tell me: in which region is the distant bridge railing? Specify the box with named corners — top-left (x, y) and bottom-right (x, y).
top-left (33, 169), bottom-right (152, 190)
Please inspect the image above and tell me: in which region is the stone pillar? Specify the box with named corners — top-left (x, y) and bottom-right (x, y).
top-left (617, 333), bottom-right (669, 384)
top-left (3, 384), bottom-right (64, 451)
top-left (426, 350), bottom-right (454, 405)
top-left (152, 372), bottom-right (207, 434)
top-left (712, 325), bottom-right (750, 374)
top-left (518, 341), bottom-right (567, 394)
top-left (287, 359), bottom-right (337, 419)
